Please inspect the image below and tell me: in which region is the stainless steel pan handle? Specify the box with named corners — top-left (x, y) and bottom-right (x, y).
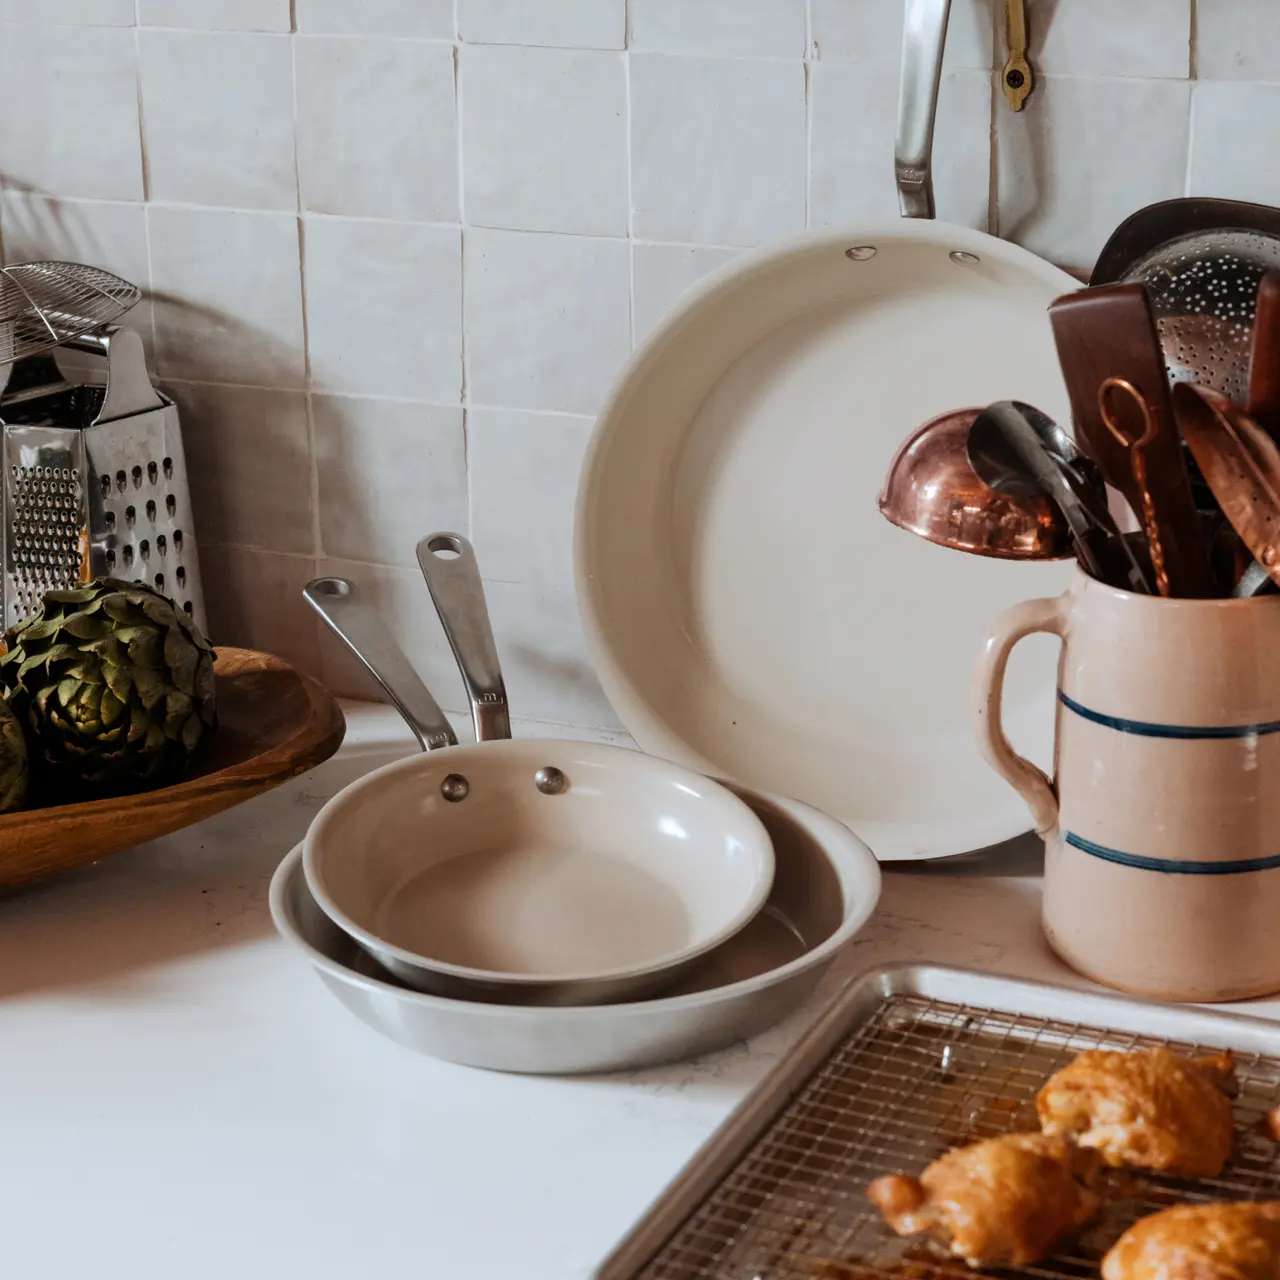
top-left (416, 533), bottom-right (512, 743)
top-left (303, 576), bottom-right (457, 752)
top-left (896, 0), bottom-right (952, 219)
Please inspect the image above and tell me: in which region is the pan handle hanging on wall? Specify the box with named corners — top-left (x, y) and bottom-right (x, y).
top-left (895, 0), bottom-right (951, 218)
top-left (1002, 0), bottom-right (1034, 111)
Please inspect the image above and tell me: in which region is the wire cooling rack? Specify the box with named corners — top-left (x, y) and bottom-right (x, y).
top-left (621, 980), bottom-right (1280, 1280)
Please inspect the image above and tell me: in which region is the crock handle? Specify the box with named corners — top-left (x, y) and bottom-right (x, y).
top-left (971, 595), bottom-right (1067, 835)
top-left (896, 0), bottom-right (951, 219)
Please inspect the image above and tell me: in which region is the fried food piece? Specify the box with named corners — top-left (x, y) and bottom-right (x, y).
top-left (1102, 1202), bottom-right (1280, 1280)
top-left (1036, 1048), bottom-right (1237, 1177)
top-left (866, 1132), bottom-right (1097, 1267)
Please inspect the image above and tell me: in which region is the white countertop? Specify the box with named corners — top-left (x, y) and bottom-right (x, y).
top-left (4, 702), bottom-right (1278, 1279)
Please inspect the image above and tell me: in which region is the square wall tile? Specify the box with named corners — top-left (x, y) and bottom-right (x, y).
top-left (1190, 82), bottom-right (1280, 206)
top-left (810, 64), bottom-right (991, 230)
top-left (810, 0), bottom-right (993, 67)
top-left (632, 244), bottom-right (740, 345)
top-left (164, 382), bottom-right (313, 554)
top-left (462, 46), bottom-right (627, 236)
top-left (296, 37), bottom-right (458, 222)
top-left (630, 0), bottom-right (806, 57)
top-left (138, 0), bottom-right (291, 30)
top-left (483, 580), bottom-right (621, 727)
top-left (1197, 0), bottom-right (1280, 81)
top-left (303, 217), bottom-right (461, 401)
top-left (0, 25), bottom-right (142, 201)
top-left (140, 31), bottom-right (297, 211)
top-left (1031, 0), bottom-right (1190, 78)
top-left (200, 548), bottom-right (322, 679)
top-left (314, 556), bottom-right (466, 706)
top-left (630, 55), bottom-right (806, 247)
top-left (457, 0), bottom-right (625, 49)
top-left (297, 0), bottom-right (454, 37)
top-left (464, 229), bottom-right (630, 414)
top-left (997, 76), bottom-right (1190, 273)
top-left (312, 396), bottom-right (467, 567)
top-left (148, 206), bottom-right (306, 387)
top-left (0, 0), bottom-right (133, 22)
top-left (468, 409), bottom-right (594, 592)
top-left (1, 192), bottom-right (154, 362)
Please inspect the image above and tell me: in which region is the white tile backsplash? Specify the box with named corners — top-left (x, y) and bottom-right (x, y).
top-left (468, 409), bottom-right (594, 592)
top-left (630, 0), bottom-right (806, 58)
top-left (296, 0), bottom-right (455, 38)
top-left (296, 37), bottom-right (458, 221)
top-left (148, 205), bottom-right (306, 387)
top-left (0, 6), bottom-right (1269, 717)
top-left (464, 228), bottom-right (630, 414)
top-left (138, 0), bottom-right (291, 29)
top-left (1030, 0), bottom-right (1190, 79)
top-left (997, 75), bottom-right (1192, 272)
top-left (457, 0), bottom-right (625, 50)
top-left (1189, 81), bottom-right (1280, 206)
top-left (200, 547), bottom-right (321, 678)
top-left (630, 54), bottom-right (806, 247)
top-left (810, 0), bottom-right (993, 67)
top-left (461, 45), bottom-right (627, 236)
top-left (810, 63), bottom-right (991, 230)
top-left (303, 217), bottom-right (461, 401)
top-left (1196, 0), bottom-right (1280, 82)
top-left (483, 580), bottom-right (621, 727)
top-left (0, 0), bottom-right (133, 23)
top-left (0, 24), bottom-right (142, 201)
top-left (166, 381), bottom-right (313, 554)
top-left (631, 243), bottom-right (741, 344)
top-left (312, 396), bottom-right (468, 567)
top-left (140, 30), bottom-right (297, 212)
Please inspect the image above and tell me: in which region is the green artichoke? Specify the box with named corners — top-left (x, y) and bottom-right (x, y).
top-left (0, 696), bottom-right (29, 812)
top-left (0, 578), bottom-right (216, 794)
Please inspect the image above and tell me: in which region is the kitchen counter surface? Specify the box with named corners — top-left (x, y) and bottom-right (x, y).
top-left (4, 701), bottom-right (1277, 1279)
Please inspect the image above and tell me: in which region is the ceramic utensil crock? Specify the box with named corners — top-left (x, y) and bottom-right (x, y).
top-left (974, 568), bottom-right (1280, 1002)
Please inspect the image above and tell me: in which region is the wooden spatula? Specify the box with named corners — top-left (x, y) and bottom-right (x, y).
top-left (1049, 283), bottom-right (1216, 598)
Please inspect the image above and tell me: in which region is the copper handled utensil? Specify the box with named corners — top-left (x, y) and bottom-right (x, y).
top-left (877, 407), bottom-right (1073, 560)
top-left (1098, 377), bottom-right (1171, 597)
top-left (1173, 383), bottom-right (1280, 593)
top-left (1049, 283), bottom-right (1217, 598)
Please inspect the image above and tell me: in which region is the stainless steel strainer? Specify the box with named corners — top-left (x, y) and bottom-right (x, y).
top-left (1092, 197), bottom-right (1280, 403)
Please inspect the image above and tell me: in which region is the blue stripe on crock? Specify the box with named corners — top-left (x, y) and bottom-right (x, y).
top-left (1058, 690), bottom-right (1280, 740)
top-left (1065, 831), bottom-right (1280, 875)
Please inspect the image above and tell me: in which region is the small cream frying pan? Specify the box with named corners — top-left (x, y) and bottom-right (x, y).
top-left (302, 539), bottom-right (775, 1008)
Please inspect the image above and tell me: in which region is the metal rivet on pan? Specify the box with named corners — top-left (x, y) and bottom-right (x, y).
top-left (845, 245), bottom-right (877, 261)
top-left (534, 766), bottom-right (567, 795)
top-left (949, 250), bottom-right (981, 265)
top-left (440, 773), bottom-right (470, 802)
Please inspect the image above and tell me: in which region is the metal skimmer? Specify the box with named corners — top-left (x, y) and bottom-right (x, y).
top-left (599, 966), bottom-right (1280, 1280)
top-left (1092, 199), bottom-right (1280, 404)
top-left (0, 261), bottom-right (140, 365)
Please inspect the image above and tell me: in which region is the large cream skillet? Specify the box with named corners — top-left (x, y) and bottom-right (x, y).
top-left (576, 0), bottom-right (1079, 859)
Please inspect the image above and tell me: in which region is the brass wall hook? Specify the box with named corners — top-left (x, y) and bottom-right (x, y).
top-left (1002, 0), bottom-right (1034, 111)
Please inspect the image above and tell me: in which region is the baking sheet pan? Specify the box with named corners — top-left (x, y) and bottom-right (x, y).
top-left (597, 964), bottom-right (1280, 1278)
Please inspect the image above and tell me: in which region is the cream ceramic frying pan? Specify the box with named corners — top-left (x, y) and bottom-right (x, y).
top-left (575, 0), bottom-right (1079, 860)
top-left (302, 541), bottom-right (775, 1007)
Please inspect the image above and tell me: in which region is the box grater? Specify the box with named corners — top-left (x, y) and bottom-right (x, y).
top-left (0, 323), bottom-right (206, 634)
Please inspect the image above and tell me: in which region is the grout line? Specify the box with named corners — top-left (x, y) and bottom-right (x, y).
top-left (803, 58), bottom-right (812, 228)
top-left (1188, 0), bottom-right (1198, 81)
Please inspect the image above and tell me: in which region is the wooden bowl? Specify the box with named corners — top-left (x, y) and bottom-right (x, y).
top-left (0, 647), bottom-right (345, 892)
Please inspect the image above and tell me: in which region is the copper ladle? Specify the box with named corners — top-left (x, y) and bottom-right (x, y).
top-left (877, 407), bottom-right (1073, 560)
